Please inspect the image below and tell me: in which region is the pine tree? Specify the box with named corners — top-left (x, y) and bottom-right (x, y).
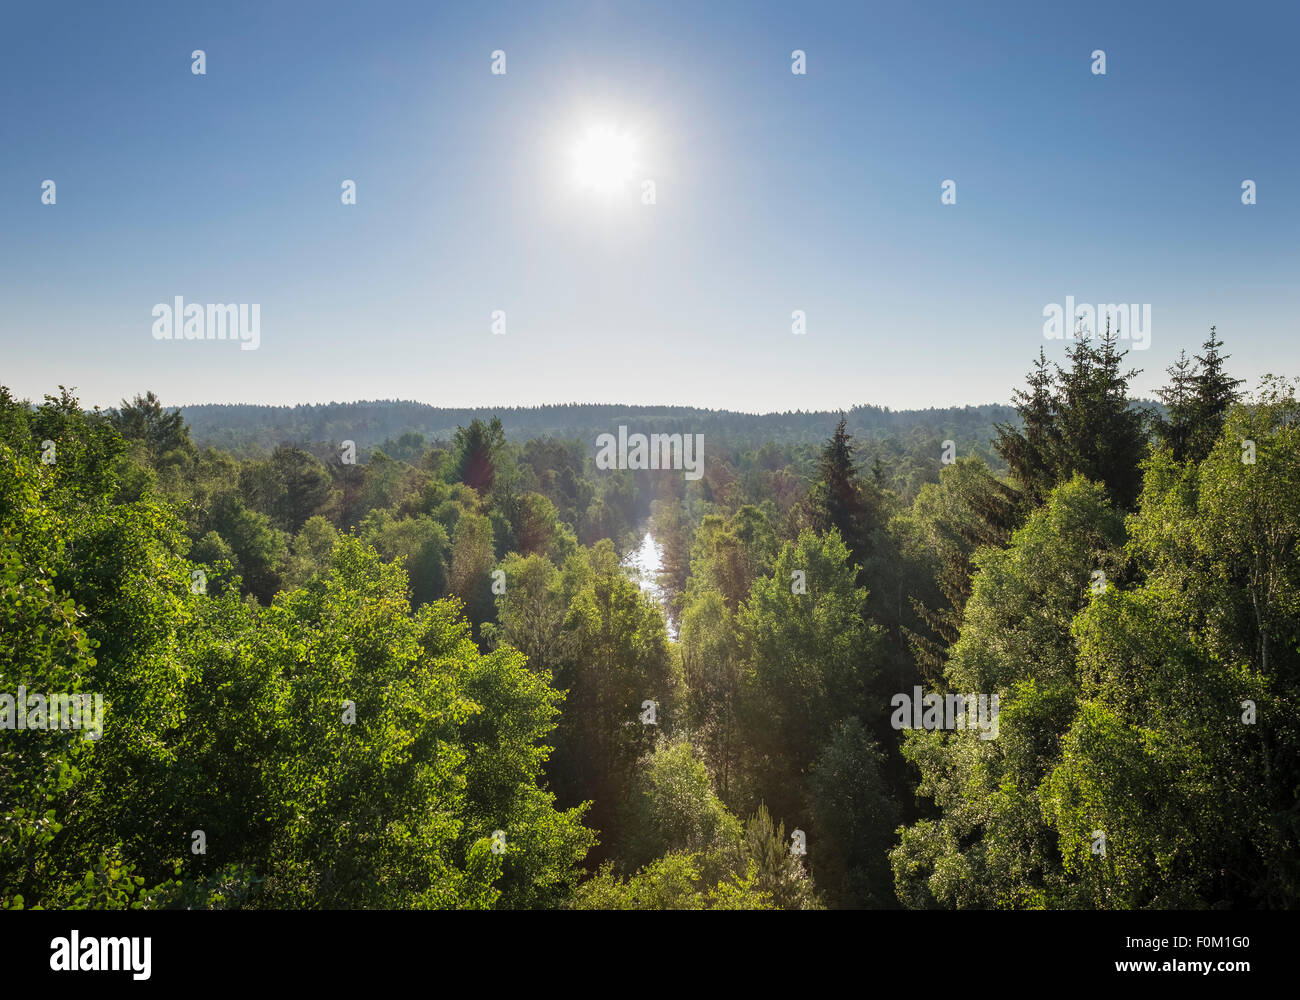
top-left (994, 348), bottom-right (1058, 504)
top-left (811, 415), bottom-right (868, 562)
top-left (743, 804), bottom-right (820, 910)
top-left (453, 416), bottom-right (506, 494)
top-left (1068, 324), bottom-right (1147, 509)
top-left (903, 459), bottom-right (1020, 680)
top-left (999, 324), bottom-right (1147, 509)
top-left (1155, 349), bottom-right (1197, 461)
top-left (1187, 326), bottom-right (1244, 461)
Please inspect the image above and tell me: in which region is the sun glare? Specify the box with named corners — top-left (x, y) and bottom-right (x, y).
top-left (570, 125), bottom-right (638, 195)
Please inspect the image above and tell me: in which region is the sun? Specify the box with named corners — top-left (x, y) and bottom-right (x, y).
top-left (570, 125), bottom-right (638, 195)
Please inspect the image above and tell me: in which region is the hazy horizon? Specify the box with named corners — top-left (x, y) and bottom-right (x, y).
top-left (92, 393), bottom-right (1024, 414)
top-left (11, 389), bottom-right (1154, 416)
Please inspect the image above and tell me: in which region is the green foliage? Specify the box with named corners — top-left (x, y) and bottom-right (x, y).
top-left (359, 510), bottom-right (448, 606)
top-left (5, 345), bottom-right (1296, 913)
top-left (996, 330), bottom-right (1148, 509)
top-left (899, 456), bottom-right (1020, 679)
top-left (572, 851), bottom-right (773, 910)
top-left (679, 589), bottom-right (744, 800)
top-left (0, 390), bottom-right (594, 910)
top-left (453, 417), bottom-right (507, 494)
top-left (282, 515), bottom-right (341, 589)
top-left (1044, 587), bottom-right (1274, 907)
top-left (891, 476), bottom-right (1125, 908)
top-left (1155, 328), bottom-right (1245, 464)
top-left (621, 738), bottom-right (742, 877)
top-left (742, 803), bottom-right (822, 910)
top-left (738, 527), bottom-right (877, 821)
top-left (448, 510), bottom-right (496, 630)
top-left (488, 552), bottom-right (571, 668)
top-left (808, 718), bottom-right (901, 908)
top-left (894, 379), bottom-right (1300, 909)
top-left (549, 541), bottom-right (680, 854)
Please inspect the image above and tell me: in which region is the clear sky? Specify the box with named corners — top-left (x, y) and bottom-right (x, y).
top-left (2, 0), bottom-right (1296, 412)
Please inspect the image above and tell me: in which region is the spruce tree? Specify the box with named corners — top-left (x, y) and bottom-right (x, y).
top-left (994, 348), bottom-right (1058, 504)
top-left (1155, 349), bottom-right (1197, 461)
top-left (1187, 326), bottom-right (1244, 461)
top-left (811, 415), bottom-right (868, 561)
top-left (453, 416), bottom-right (506, 494)
top-left (998, 323), bottom-right (1147, 510)
top-left (1053, 323), bottom-right (1147, 509)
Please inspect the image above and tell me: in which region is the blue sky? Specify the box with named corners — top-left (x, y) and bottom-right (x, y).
top-left (2, 0), bottom-right (1296, 412)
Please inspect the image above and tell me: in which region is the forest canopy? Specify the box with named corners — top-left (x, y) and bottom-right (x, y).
top-left (2, 328), bottom-right (1296, 910)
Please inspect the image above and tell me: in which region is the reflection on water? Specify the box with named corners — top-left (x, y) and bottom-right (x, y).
top-left (623, 531), bottom-right (676, 639)
top-left (624, 532), bottom-right (663, 600)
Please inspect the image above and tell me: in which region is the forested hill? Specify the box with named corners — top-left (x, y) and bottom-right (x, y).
top-left (181, 400), bottom-right (1021, 453)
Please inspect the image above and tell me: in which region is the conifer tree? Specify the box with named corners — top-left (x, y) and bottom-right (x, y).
top-left (997, 325), bottom-right (1147, 509)
top-left (1155, 349), bottom-right (1197, 461)
top-left (1187, 326), bottom-right (1244, 462)
top-left (1055, 325), bottom-right (1146, 508)
top-left (1154, 329), bottom-right (1243, 464)
top-left (453, 416), bottom-right (507, 494)
top-left (994, 348), bottom-right (1058, 504)
top-left (810, 415), bottom-right (876, 567)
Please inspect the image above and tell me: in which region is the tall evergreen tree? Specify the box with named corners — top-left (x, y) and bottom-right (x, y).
top-left (994, 348), bottom-right (1059, 505)
top-left (1052, 325), bottom-right (1147, 508)
top-left (1154, 329), bottom-right (1243, 464)
top-left (810, 416), bottom-right (870, 566)
top-left (453, 416), bottom-right (507, 494)
top-left (998, 327), bottom-right (1147, 509)
top-left (901, 457), bottom-right (1020, 679)
top-left (1154, 349), bottom-right (1197, 461)
top-left (1187, 326), bottom-right (1244, 462)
